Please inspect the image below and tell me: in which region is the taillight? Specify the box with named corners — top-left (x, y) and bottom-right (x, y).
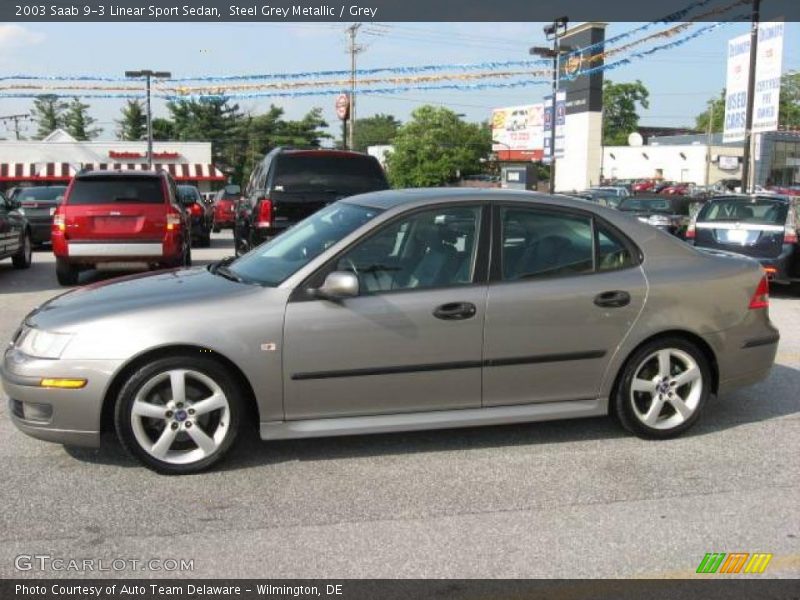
top-left (685, 219), bottom-right (696, 239)
top-left (256, 198), bottom-right (272, 228)
top-left (166, 211), bottom-right (182, 231)
top-left (52, 207), bottom-right (65, 232)
top-left (785, 206), bottom-right (799, 244)
top-left (748, 275), bottom-right (769, 310)
top-left (189, 203), bottom-right (203, 216)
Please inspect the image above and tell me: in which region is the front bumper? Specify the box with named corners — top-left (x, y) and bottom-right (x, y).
top-left (1, 347), bottom-right (123, 448)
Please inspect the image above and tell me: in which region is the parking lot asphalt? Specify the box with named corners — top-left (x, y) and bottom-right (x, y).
top-left (0, 232), bottom-right (798, 579)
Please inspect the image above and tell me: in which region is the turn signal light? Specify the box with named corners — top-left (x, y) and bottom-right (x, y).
top-left (748, 275), bottom-right (769, 310)
top-left (52, 209), bottom-right (66, 232)
top-left (166, 212), bottom-right (182, 231)
top-left (39, 378), bottom-right (87, 389)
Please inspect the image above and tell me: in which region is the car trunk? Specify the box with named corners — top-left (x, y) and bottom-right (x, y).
top-left (270, 190), bottom-right (338, 224)
top-left (694, 224), bottom-right (785, 258)
top-left (64, 176), bottom-right (166, 242)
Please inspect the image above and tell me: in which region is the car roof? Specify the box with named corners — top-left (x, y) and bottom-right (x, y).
top-left (344, 187), bottom-right (622, 212)
top-left (77, 170), bottom-right (163, 179)
top-left (707, 194), bottom-right (790, 203)
top-left (278, 148), bottom-right (372, 159)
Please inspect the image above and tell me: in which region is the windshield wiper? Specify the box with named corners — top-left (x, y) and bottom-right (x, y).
top-left (215, 265), bottom-right (245, 283)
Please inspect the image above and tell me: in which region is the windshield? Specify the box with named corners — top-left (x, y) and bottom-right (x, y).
top-left (228, 202), bottom-right (382, 286)
top-left (697, 198), bottom-right (788, 224)
top-left (17, 186), bottom-right (67, 203)
top-left (619, 198), bottom-right (673, 213)
top-left (273, 154), bottom-right (388, 194)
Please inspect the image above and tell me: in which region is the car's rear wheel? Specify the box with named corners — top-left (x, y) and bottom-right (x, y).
top-left (114, 356), bottom-right (242, 474)
top-left (55, 257), bottom-right (79, 285)
top-left (614, 337), bottom-right (711, 439)
top-left (12, 230), bottom-right (32, 269)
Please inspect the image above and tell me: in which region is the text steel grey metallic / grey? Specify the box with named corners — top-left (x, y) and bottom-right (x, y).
top-left (2, 189), bottom-right (779, 473)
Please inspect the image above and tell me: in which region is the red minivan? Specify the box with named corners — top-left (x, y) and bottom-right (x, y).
top-left (212, 184), bottom-right (241, 232)
top-left (52, 170), bottom-right (191, 286)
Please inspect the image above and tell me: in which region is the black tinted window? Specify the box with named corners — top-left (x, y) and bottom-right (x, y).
top-left (68, 177), bottom-right (164, 205)
top-left (177, 186), bottom-right (200, 202)
top-left (273, 154), bottom-right (388, 194)
top-left (17, 187), bottom-right (66, 202)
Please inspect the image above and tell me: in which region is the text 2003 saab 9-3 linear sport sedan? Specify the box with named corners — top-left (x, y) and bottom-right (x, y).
top-left (2, 189), bottom-right (779, 474)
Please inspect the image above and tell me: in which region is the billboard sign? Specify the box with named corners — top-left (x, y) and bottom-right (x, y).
top-left (723, 22), bottom-right (784, 143)
top-left (491, 104), bottom-right (545, 157)
top-left (543, 91), bottom-right (566, 163)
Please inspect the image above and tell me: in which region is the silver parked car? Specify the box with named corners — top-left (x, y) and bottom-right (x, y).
top-left (2, 189), bottom-right (779, 474)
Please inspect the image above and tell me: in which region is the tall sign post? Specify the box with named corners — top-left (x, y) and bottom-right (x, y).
top-left (336, 93), bottom-right (350, 150)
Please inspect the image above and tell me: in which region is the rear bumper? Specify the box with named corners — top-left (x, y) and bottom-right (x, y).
top-left (758, 247), bottom-right (798, 283)
top-left (706, 325), bottom-right (780, 396)
top-left (29, 221), bottom-right (52, 244)
top-left (68, 242), bottom-right (163, 258)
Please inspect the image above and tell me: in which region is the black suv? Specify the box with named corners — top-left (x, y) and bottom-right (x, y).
top-left (234, 148), bottom-right (389, 255)
top-left (0, 190), bottom-right (32, 270)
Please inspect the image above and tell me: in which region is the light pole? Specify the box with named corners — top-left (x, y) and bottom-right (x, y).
top-left (740, 0), bottom-right (761, 193)
top-left (531, 16), bottom-right (569, 194)
top-left (124, 69), bottom-right (171, 168)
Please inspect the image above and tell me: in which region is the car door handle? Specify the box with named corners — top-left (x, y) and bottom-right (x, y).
top-left (594, 290), bottom-right (631, 308)
top-left (433, 302), bottom-right (477, 320)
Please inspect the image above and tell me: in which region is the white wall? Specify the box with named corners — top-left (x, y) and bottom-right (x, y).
top-left (555, 111), bottom-right (603, 192)
top-left (601, 144), bottom-right (743, 185)
top-left (0, 140), bottom-right (212, 164)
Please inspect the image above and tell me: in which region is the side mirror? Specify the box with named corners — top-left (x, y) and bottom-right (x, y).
top-left (315, 271), bottom-right (359, 300)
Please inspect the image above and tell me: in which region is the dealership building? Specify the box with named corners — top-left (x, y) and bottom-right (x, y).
top-left (0, 129), bottom-right (227, 193)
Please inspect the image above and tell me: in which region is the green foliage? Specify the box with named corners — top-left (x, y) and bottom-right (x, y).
top-left (63, 97), bottom-right (101, 140)
top-left (603, 80), bottom-right (650, 145)
top-left (695, 90), bottom-right (726, 133)
top-left (385, 106), bottom-right (491, 188)
top-left (116, 100), bottom-right (147, 141)
top-left (30, 94), bottom-right (68, 139)
top-left (151, 117), bottom-right (176, 141)
top-left (352, 113), bottom-right (401, 152)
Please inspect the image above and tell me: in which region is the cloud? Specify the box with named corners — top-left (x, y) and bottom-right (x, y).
top-left (0, 25), bottom-right (46, 50)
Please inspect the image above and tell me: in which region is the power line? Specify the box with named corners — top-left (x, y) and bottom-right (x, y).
top-left (0, 113), bottom-right (32, 139)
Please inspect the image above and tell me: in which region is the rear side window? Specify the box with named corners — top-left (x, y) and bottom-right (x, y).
top-left (67, 177), bottom-right (164, 205)
top-left (698, 199), bottom-right (788, 225)
top-left (273, 154), bottom-right (388, 194)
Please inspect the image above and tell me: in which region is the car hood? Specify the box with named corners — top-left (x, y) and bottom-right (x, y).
top-left (27, 266), bottom-right (261, 331)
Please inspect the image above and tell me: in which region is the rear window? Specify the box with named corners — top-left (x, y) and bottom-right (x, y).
top-left (17, 187), bottom-right (67, 202)
top-left (698, 199), bottom-right (788, 225)
top-left (618, 198), bottom-right (676, 213)
top-left (177, 186), bottom-right (200, 202)
top-left (68, 177), bottom-right (164, 205)
top-left (273, 154), bottom-right (388, 194)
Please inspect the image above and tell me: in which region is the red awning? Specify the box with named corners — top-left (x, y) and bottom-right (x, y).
top-left (0, 162), bottom-right (226, 182)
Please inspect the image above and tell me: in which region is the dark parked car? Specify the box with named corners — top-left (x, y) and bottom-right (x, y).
top-left (52, 170), bottom-right (191, 286)
top-left (618, 195), bottom-right (693, 238)
top-left (234, 148), bottom-right (389, 255)
top-left (0, 190), bottom-right (32, 269)
top-left (14, 185), bottom-right (67, 247)
top-left (212, 185), bottom-right (240, 232)
top-left (688, 195), bottom-right (799, 286)
top-left (177, 185), bottom-right (212, 248)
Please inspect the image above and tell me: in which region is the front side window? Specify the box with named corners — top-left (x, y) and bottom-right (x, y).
top-left (335, 206), bottom-right (481, 293)
top-left (229, 202), bottom-right (381, 286)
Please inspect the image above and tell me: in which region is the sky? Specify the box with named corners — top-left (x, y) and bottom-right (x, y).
top-left (0, 20), bottom-right (799, 141)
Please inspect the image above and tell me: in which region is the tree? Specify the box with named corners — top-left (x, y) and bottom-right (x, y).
top-left (385, 106), bottom-right (491, 188)
top-left (695, 90), bottom-right (726, 133)
top-left (151, 117), bottom-right (176, 141)
top-left (116, 100), bottom-right (147, 141)
top-left (63, 98), bottom-right (101, 140)
top-left (352, 114), bottom-right (401, 152)
top-left (30, 94), bottom-right (68, 139)
top-left (603, 80), bottom-right (650, 145)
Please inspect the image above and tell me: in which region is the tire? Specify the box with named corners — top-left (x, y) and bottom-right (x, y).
top-left (11, 230), bottom-right (32, 269)
top-left (613, 337), bottom-right (711, 439)
top-left (212, 224), bottom-right (221, 234)
top-left (201, 230), bottom-right (212, 248)
top-left (114, 355), bottom-right (243, 474)
top-left (55, 257), bottom-right (79, 285)
top-left (184, 243), bottom-right (192, 267)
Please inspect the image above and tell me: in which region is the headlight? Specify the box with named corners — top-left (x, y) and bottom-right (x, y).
top-left (15, 327), bottom-right (73, 359)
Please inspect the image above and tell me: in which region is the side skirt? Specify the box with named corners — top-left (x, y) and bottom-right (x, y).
top-left (260, 398), bottom-right (607, 440)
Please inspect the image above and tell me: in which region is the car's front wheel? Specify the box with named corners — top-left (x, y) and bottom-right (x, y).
top-left (614, 337), bottom-right (711, 439)
top-left (115, 356), bottom-right (242, 474)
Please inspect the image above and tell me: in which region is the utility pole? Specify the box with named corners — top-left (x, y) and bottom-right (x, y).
top-left (124, 69), bottom-right (172, 168)
top-left (346, 24), bottom-right (364, 151)
top-left (531, 17), bottom-right (569, 194)
top-left (0, 113), bottom-right (31, 140)
top-left (740, 0), bottom-right (761, 193)
top-left (705, 101), bottom-right (714, 186)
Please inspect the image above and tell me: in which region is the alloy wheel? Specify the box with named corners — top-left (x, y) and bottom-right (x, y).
top-left (629, 348), bottom-right (703, 430)
top-left (130, 369), bottom-right (230, 465)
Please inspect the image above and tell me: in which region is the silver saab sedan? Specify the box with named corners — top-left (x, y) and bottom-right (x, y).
top-left (2, 189), bottom-right (779, 474)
